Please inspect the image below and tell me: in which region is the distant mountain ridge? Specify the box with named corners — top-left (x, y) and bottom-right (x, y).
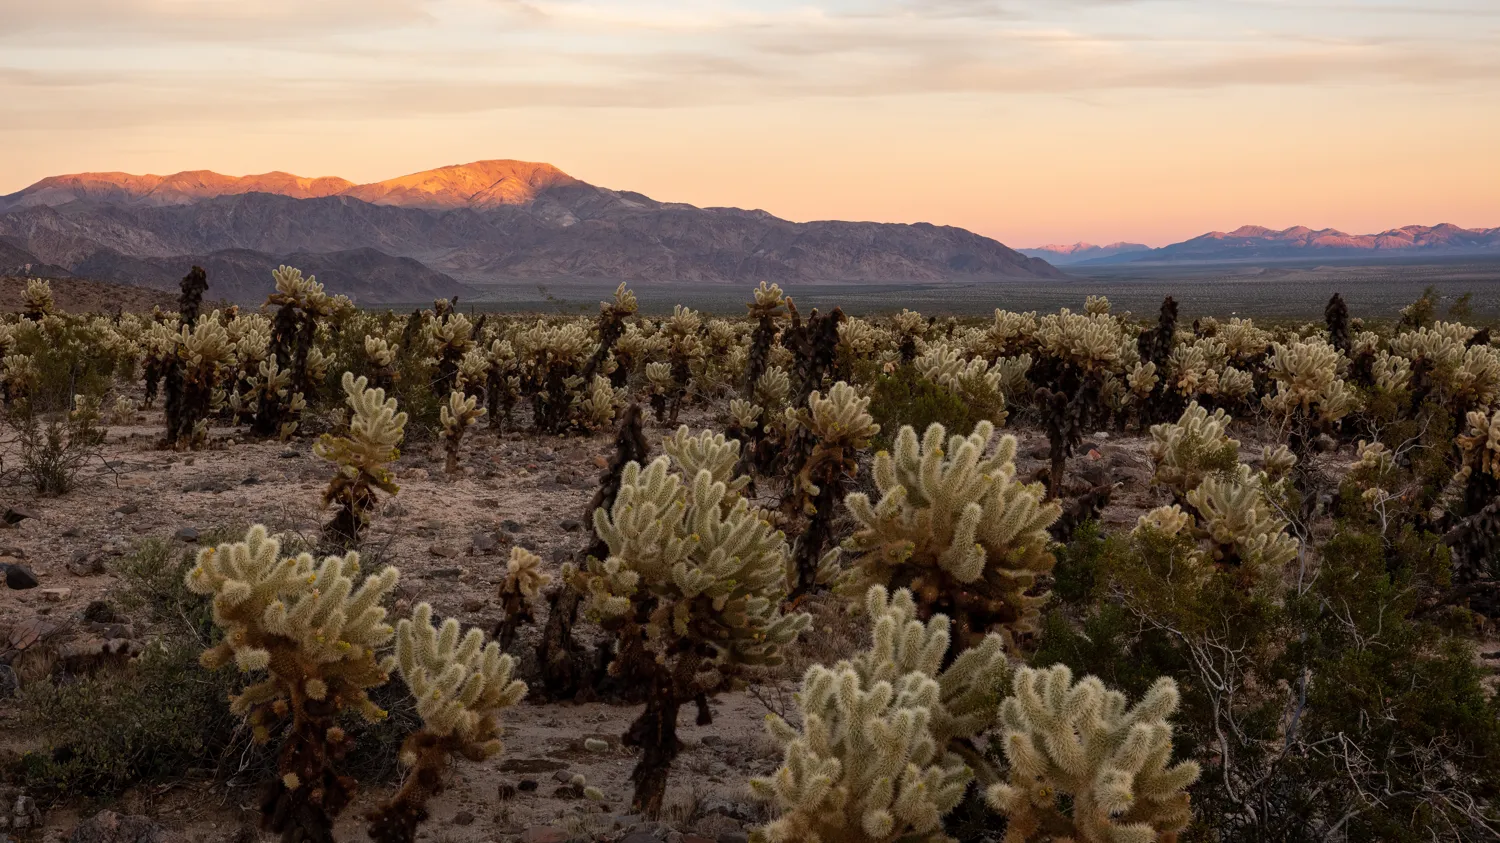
top-left (1020, 242), bottom-right (1151, 265)
top-left (0, 159), bottom-right (1062, 303)
top-left (1066, 224), bottom-right (1500, 265)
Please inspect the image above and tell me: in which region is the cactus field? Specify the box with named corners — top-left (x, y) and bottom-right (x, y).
top-left (0, 270), bottom-right (1497, 843)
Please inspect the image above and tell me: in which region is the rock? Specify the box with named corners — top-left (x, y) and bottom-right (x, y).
top-left (700, 734), bottom-right (722, 747)
top-left (60, 527), bottom-right (81, 538)
top-left (593, 455), bottom-right (609, 469)
top-left (174, 527), bottom-right (198, 543)
top-left (40, 588), bottom-right (70, 602)
top-left (461, 597), bottom-right (485, 613)
top-left (68, 811), bottom-right (185, 843)
top-left (501, 758), bottom-right (569, 773)
top-left (551, 769), bottom-right (575, 783)
top-left (502, 519), bottom-right (523, 533)
top-left (1, 507), bottom-right (37, 527)
top-left (429, 567), bottom-right (462, 579)
top-left (9, 794), bottom-right (42, 831)
top-left (471, 532), bottom-right (499, 555)
top-left (67, 551), bottom-right (105, 577)
top-left (559, 519), bottom-right (581, 532)
top-left (2, 562), bottom-right (38, 590)
top-left (520, 828), bottom-right (568, 843)
top-left (112, 503), bottom-right (139, 515)
top-left (241, 475), bottom-right (261, 486)
top-left (517, 779), bottom-right (539, 792)
top-left (550, 548), bottom-right (571, 564)
top-left (621, 833), bottom-right (660, 843)
top-left (451, 811), bottom-right (475, 826)
top-left (429, 544), bottom-right (460, 559)
top-left (278, 449), bottom-right (299, 459)
top-left (716, 834), bottom-right (748, 843)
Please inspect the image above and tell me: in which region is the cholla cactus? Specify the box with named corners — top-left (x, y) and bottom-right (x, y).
top-left (516, 320), bottom-right (594, 433)
top-left (1149, 403), bottom-right (1241, 502)
top-left (1262, 338), bottom-right (1356, 437)
top-left (785, 382), bottom-right (880, 599)
top-left (1084, 295), bottom-right (1112, 315)
top-left (842, 421), bottom-right (1060, 650)
top-left (915, 344), bottom-right (1009, 426)
top-left (167, 315), bottom-right (232, 447)
top-left (745, 282), bottom-right (788, 395)
top-left (256, 266), bottom-right (332, 438)
top-left (425, 310), bottom-right (474, 395)
top-left (368, 602), bottom-right (526, 843)
top-left (751, 586), bottom-right (1009, 843)
top-left (1185, 466), bottom-right (1300, 569)
top-left (495, 546), bottom-right (551, 649)
top-left (315, 372), bottom-right (406, 546)
top-left (364, 335), bottom-right (400, 391)
top-left (1456, 408), bottom-right (1500, 508)
top-left (571, 429), bottom-right (810, 815)
top-left (21, 279), bottom-right (54, 321)
top-left (185, 525), bottom-right (399, 843)
top-left (577, 374), bottom-right (620, 431)
top-left (584, 282), bottom-right (638, 382)
top-left (987, 665), bottom-right (1200, 843)
top-left (439, 389), bottom-right (484, 475)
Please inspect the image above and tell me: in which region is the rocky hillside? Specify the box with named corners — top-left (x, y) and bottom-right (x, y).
top-left (0, 160), bottom-right (1063, 303)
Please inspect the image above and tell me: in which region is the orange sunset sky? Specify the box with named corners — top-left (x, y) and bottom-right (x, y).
top-left (2, 0), bottom-right (1498, 247)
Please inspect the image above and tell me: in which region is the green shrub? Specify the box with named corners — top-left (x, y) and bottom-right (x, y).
top-left (16, 637), bottom-right (244, 798)
top-left (866, 364), bottom-right (986, 449)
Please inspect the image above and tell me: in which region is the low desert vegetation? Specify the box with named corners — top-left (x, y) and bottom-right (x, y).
top-left (0, 269), bottom-right (1498, 843)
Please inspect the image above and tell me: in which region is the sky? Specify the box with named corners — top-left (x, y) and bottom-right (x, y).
top-left (1, 0), bottom-right (1498, 247)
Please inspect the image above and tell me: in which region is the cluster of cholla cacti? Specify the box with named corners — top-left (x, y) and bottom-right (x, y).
top-left (12, 264), bottom-right (1500, 842)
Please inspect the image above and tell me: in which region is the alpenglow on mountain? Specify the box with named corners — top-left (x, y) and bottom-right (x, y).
top-left (1044, 224), bottom-right (1500, 266)
top-left (0, 159), bottom-right (1062, 303)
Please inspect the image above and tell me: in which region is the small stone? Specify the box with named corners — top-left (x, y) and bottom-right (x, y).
top-left (551, 769), bottom-right (575, 783)
top-left (471, 533), bottom-right (498, 554)
top-left (113, 503), bottom-right (139, 515)
top-left (550, 547), bottom-right (570, 564)
top-left (451, 812), bottom-right (474, 827)
top-left (430, 567), bottom-right (462, 579)
top-left (460, 598), bottom-right (485, 613)
top-left (715, 835), bottom-right (748, 843)
top-left (502, 520), bottom-right (522, 533)
top-left (2, 563), bottom-right (38, 590)
top-left (40, 588), bottom-right (70, 602)
top-left (559, 519), bottom-right (581, 532)
top-left (429, 544), bottom-right (460, 559)
top-left (174, 527), bottom-right (199, 543)
top-left (593, 455), bottom-right (609, 469)
top-left (60, 527), bottom-right (81, 538)
top-left (241, 475), bottom-right (261, 486)
top-left (700, 734), bottom-right (722, 747)
top-left (279, 450), bottom-right (299, 459)
top-left (67, 552), bottom-right (105, 577)
top-left (620, 833), bottom-right (659, 843)
top-left (520, 828), bottom-right (567, 843)
top-left (517, 779), bottom-right (539, 793)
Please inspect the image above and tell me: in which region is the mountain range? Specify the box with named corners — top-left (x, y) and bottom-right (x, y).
top-left (1057, 224), bottom-right (1500, 266)
top-left (0, 160), bottom-right (1062, 303)
top-left (1020, 242), bottom-right (1152, 265)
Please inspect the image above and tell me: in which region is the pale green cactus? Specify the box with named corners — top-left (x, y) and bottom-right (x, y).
top-left (752, 586), bottom-right (1009, 843)
top-left (570, 428), bottom-right (810, 814)
top-left (439, 389), bottom-right (484, 474)
top-left (315, 372), bottom-right (406, 545)
top-left (987, 665), bottom-right (1200, 843)
top-left (21, 278), bottom-right (55, 320)
top-left (385, 602), bottom-right (526, 758)
top-left (1084, 295), bottom-right (1112, 315)
top-left (577, 374), bottom-right (620, 430)
top-left (371, 603), bottom-right (527, 843)
top-left (915, 344), bottom-right (1009, 426)
top-left (842, 421), bottom-right (1060, 649)
top-left (185, 525), bottom-right (398, 723)
top-left (1148, 403), bottom-right (1241, 502)
top-left (1185, 465), bottom-right (1300, 569)
top-left (1261, 337), bottom-right (1356, 425)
